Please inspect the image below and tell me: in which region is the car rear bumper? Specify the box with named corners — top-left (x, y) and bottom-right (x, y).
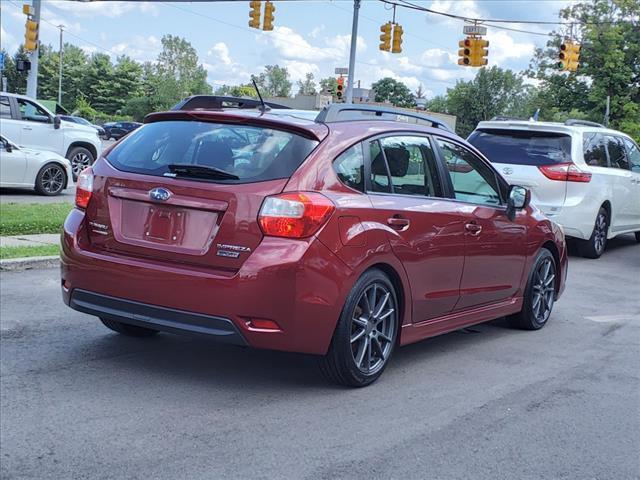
top-left (61, 208), bottom-right (353, 355)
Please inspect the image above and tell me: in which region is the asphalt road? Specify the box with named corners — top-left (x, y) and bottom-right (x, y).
top-left (1, 237), bottom-right (639, 480)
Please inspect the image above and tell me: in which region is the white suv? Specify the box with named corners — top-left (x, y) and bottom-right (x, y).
top-left (0, 93), bottom-right (102, 180)
top-left (468, 119), bottom-right (640, 258)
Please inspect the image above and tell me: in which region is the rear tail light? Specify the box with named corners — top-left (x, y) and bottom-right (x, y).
top-left (75, 167), bottom-right (94, 209)
top-left (258, 192), bottom-right (335, 238)
top-left (538, 162), bottom-right (592, 182)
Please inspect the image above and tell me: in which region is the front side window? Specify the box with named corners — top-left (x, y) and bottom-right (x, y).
top-left (436, 138), bottom-right (501, 206)
top-left (16, 98), bottom-right (50, 123)
top-left (0, 96), bottom-right (11, 119)
top-left (583, 133), bottom-right (608, 167)
top-left (333, 144), bottom-right (364, 192)
top-left (106, 120), bottom-right (319, 184)
top-left (605, 136), bottom-right (630, 170)
top-left (622, 138), bottom-right (640, 173)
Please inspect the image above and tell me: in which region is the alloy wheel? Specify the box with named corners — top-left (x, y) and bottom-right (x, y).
top-left (593, 212), bottom-right (607, 255)
top-left (350, 283), bottom-right (396, 375)
top-left (71, 152), bottom-right (90, 177)
top-left (41, 166), bottom-right (65, 194)
top-left (531, 258), bottom-right (555, 324)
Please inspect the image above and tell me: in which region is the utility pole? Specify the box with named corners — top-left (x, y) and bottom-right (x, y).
top-left (26, 0), bottom-right (41, 99)
top-left (345, 0), bottom-right (360, 104)
top-left (58, 25), bottom-right (65, 105)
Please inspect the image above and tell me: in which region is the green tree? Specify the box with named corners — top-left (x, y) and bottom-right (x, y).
top-left (297, 72), bottom-right (317, 96)
top-left (370, 77), bottom-right (415, 108)
top-left (214, 84), bottom-right (257, 98)
top-left (319, 76), bottom-right (337, 94)
top-left (155, 34), bottom-right (211, 100)
top-left (252, 65), bottom-right (292, 97)
top-left (81, 53), bottom-right (117, 113)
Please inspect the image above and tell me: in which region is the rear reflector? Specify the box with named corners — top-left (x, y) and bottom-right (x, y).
top-left (538, 163), bottom-right (592, 182)
top-left (75, 167), bottom-right (94, 209)
top-left (247, 319), bottom-right (281, 331)
top-left (258, 192), bottom-right (335, 238)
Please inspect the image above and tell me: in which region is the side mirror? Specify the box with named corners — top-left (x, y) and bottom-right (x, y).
top-left (53, 115), bottom-right (61, 129)
top-left (506, 185), bottom-right (531, 221)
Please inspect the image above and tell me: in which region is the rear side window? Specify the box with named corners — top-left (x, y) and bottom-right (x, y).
top-left (605, 136), bottom-right (630, 170)
top-left (583, 133), bottom-right (608, 167)
top-left (622, 138), bottom-right (640, 173)
top-left (106, 120), bottom-right (319, 184)
top-left (468, 129), bottom-right (571, 166)
top-left (333, 144), bottom-right (364, 192)
top-left (1, 96), bottom-right (12, 119)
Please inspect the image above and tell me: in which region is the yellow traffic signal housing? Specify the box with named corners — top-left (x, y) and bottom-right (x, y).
top-left (391, 24), bottom-right (403, 54)
top-left (470, 38), bottom-right (489, 66)
top-left (24, 19), bottom-right (38, 52)
top-left (263, 1), bottom-right (275, 31)
top-left (336, 77), bottom-right (345, 101)
top-left (558, 41), bottom-right (580, 72)
top-left (379, 22), bottom-right (392, 52)
top-left (458, 38), bottom-right (472, 66)
top-left (249, 0), bottom-right (261, 29)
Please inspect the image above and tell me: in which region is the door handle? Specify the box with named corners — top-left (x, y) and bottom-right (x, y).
top-left (465, 222), bottom-right (483, 235)
top-left (387, 216), bottom-right (410, 231)
top-left (22, 126), bottom-right (33, 131)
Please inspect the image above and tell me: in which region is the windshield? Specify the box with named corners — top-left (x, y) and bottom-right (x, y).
top-left (106, 120), bottom-right (319, 184)
top-left (468, 129), bottom-right (572, 166)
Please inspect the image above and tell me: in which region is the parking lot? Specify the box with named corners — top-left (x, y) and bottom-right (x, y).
top-left (1, 236), bottom-right (638, 480)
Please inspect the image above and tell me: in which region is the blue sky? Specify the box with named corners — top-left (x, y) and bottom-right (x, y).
top-left (1, 0), bottom-right (577, 97)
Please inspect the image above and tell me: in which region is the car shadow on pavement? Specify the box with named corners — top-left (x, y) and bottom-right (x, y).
top-left (567, 232), bottom-right (638, 257)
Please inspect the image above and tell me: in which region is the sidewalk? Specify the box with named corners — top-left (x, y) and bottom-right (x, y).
top-left (0, 233), bottom-right (60, 248)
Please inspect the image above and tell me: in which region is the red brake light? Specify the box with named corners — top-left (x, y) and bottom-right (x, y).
top-left (75, 167), bottom-right (94, 209)
top-left (538, 162), bottom-right (591, 183)
top-left (258, 192), bottom-right (335, 238)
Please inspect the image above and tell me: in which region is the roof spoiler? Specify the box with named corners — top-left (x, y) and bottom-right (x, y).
top-left (564, 119), bottom-right (604, 128)
top-left (172, 95), bottom-right (292, 111)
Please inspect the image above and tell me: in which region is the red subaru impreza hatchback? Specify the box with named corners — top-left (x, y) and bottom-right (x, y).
top-left (61, 99), bottom-right (567, 387)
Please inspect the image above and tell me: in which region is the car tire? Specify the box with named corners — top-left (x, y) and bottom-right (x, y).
top-left (67, 146), bottom-right (95, 181)
top-left (578, 207), bottom-right (609, 259)
top-left (318, 269), bottom-right (399, 387)
top-left (34, 163), bottom-right (66, 196)
top-left (99, 317), bottom-right (159, 337)
top-left (507, 248), bottom-right (557, 331)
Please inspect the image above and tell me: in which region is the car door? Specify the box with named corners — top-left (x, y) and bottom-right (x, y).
top-left (604, 135), bottom-right (636, 232)
top-left (0, 95), bottom-right (23, 144)
top-left (434, 137), bottom-right (528, 310)
top-left (15, 97), bottom-right (63, 154)
top-left (621, 137), bottom-right (640, 230)
top-left (0, 136), bottom-right (28, 185)
top-left (365, 134), bottom-right (466, 322)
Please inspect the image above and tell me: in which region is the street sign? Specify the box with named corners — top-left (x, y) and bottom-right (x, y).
top-left (463, 25), bottom-right (487, 36)
top-left (334, 67), bottom-right (349, 75)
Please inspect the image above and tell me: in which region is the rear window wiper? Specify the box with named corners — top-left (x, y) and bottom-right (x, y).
top-left (166, 164), bottom-right (239, 180)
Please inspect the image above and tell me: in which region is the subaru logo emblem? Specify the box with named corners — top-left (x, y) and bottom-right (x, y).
top-left (502, 167), bottom-right (514, 175)
top-left (149, 187), bottom-right (171, 202)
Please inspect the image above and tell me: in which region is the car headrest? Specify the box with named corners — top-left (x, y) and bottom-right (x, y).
top-left (195, 141), bottom-right (234, 171)
top-left (371, 147), bottom-right (410, 177)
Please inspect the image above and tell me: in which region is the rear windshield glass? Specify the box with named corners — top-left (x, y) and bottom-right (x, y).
top-left (106, 120), bottom-right (319, 183)
top-left (468, 129), bottom-right (572, 166)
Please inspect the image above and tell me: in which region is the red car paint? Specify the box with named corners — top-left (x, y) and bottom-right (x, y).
top-left (61, 110), bottom-right (568, 356)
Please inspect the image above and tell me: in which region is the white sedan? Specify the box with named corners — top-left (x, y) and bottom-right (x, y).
top-left (1, 135), bottom-right (74, 196)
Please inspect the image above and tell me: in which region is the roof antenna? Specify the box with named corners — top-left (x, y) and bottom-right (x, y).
top-left (252, 78), bottom-right (270, 113)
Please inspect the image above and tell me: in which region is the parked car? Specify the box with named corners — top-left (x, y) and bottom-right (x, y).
top-left (468, 119), bottom-right (640, 258)
top-left (61, 99), bottom-right (567, 387)
top-left (59, 115), bottom-right (106, 139)
top-left (101, 121), bottom-right (142, 140)
top-left (0, 134), bottom-right (73, 195)
top-left (0, 93), bottom-right (102, 181)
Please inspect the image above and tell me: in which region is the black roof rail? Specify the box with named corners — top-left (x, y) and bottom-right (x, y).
top-left (564, 119), bottom-right (604, 128)
top-left (172, 95), bottom-right (292, 111)
top-left (315, 104), bottom-right (454, 133)
top-left (490, 116), bottom-right (526, 121)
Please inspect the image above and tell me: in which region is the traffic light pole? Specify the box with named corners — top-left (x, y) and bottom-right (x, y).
top-left (26, 0), bottom-right (41, 99)
top-left (345, 0), bottom-right (360, 104)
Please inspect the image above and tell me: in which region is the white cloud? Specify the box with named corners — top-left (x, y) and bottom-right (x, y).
top-left (282, 61), bottom-right (320, 83)
top-left (209, 43), bottom-right (232, 66)
top-left (0, 25), bottom-right (18, 54)
top-left (485, 31), bottom-right (535, 65)
top-left (420, 48), bottom-right (457, 68)
top-left (46, 1), bottom-right (158, 18)
top-left (429, 0), bottom-right (483, 23)
top-left (309, 25), bottom-right (325, 39)
top-left (205, 43), bottom-right (251, 87)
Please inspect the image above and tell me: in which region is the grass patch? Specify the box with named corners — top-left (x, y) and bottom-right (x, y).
top-left (0, 244), bottom-right (60, 260)
top-left (0, 203), bottom-right (73, 236)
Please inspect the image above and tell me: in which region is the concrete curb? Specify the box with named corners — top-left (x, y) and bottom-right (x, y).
top-left (0, 256), bottom-right (59, 271)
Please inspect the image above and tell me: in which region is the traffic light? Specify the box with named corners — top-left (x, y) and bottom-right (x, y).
top-left (263, 1), bottom-right (275, 31)
top-left (471, 38), bottom-right (489, 66)
top-left (391, 24), bottom-right (403, 54)
top-left (458, 38), bottom-right (472, 66)
top-left (558, 41), bottom-right (580, 72)
top-left (379, 22), bottom-right (392, 52)
top-left (249, 1), bottom-right (261, 29)
top-left (336, 77), bottom-right (345, 102)
top-left (24, 18), bottom-right (38, 52)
